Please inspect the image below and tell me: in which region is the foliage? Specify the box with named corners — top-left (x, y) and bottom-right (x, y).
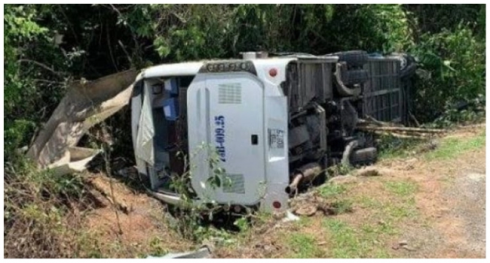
top-left (410, 23), bottom-right (485, 122)
top-left (4, 5), bottom-right (51, 158)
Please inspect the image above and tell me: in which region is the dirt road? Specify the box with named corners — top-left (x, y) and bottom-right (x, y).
top-left (383, 128), bottom-right (486, 258)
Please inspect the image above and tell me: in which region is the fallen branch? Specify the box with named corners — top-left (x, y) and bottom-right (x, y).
top-left (358, 126), bottom-right (445, 134)
top-left (409, 111), bottom-right (420, 127)
top-left (371, 131), bottom-right (431, 139)
top-left (18, 59), bottom-right (66, 76)
top-left (363, 115), bottom-right (404, 127)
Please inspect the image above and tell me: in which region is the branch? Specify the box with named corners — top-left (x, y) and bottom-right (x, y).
top-left (18, 59), bottom-right (65, 76)
top-left (118, 40), bottom-right (134, 66)
top-left (106, 24), bottom-right (119, 72)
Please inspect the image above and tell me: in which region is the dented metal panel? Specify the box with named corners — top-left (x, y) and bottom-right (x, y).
top-left (26, 70), bottom-right (138, 172)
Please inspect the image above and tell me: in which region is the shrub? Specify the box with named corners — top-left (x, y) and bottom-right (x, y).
top-left (410, 24), bottom-right (485, 123)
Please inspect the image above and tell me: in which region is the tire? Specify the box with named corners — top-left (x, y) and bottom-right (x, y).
top-left (400, 63), bottom-right (416, 78)
top-left (390, 53), bottom-right (417, 78)
top-left (400, 55), bottom-right (416, 78)
top-left (333, 50), bottom-right (369, 68)
top-left (343, 69), bottom-right (369, 86)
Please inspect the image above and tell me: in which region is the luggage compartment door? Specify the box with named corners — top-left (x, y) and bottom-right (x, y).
top-left (187, 72), bottom-right (266, 205)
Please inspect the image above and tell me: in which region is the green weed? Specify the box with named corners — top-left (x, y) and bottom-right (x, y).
top-left (287, 233), bottom-right (324, 258)
top-left (318, 184), bottom-right (347, 199)
top-left (383, 180), bottom-right (419, 196)
top-left (425, 131), bottom-right (485, 160)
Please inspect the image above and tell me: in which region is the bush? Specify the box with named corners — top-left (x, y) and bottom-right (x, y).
top-left (410, 24), bottom-right (485, 123)
top-left (4, 157), bottom-right (96, 258)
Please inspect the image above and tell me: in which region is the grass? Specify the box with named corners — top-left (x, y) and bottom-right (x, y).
top-left (387, 203), bottom-right (418, 219)
top-left (425, 131), bottom-right (485, 160)
top-left (148, 237), bottom-right (169, 256)
top-left (380, 180), bottom-right (419, 219)
top-left (378, 136), bottom-right (423, 160)
top-left (383, 180), bottom-right (419, 196)
top-left (295, 216), bottom-right (313, 228)
top-left (357, 196), bottom-right (384, 209)
top-left (318, 184), bottom-right (347, 199)
top-left (287, 233), bottom-right (324, 258)
top-left (4, 157), bottom-right (97, 258)
top-left (331, 200), bottom-right (354, 214)
top-left (322, 219), bottom-right (392, 258)
top-left (358, 196), bottom-right (415, 225)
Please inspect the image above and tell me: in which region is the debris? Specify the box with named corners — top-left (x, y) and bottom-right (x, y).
top-left (26, 70), bottom-right (138, 175)
top-left (46, 147), bottom-right (101, 176)
top-left (147, 246), bottom-right (212, 259)
top-left (362, 115), bottom-right (404, 127)
top-left (272, 211), bottom-right (286, 221)
top-left (370, 131), bottom-right (433, 139)
top-left (294, 205), bottom-right (317, 217)
top-left (358, 125), bottom-right (445, 134)
top-left (399, 240), bottom-right (408, 246)
top-left (358, 117), bottom-right (446, 139)
top-left (282, 210), bottom-right (300, 222)
top-left (392, 240), bottom-right (416, 252)
top-left (291, 193), bottom-right (353, 217)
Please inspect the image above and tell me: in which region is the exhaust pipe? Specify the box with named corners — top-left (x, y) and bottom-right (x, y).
top-left (286, 162), bottom-right (322, 194)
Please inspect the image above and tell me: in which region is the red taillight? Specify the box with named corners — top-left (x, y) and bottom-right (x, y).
top-left (269, 68), bottom-right (278, 77)
top-left (272, 201), bottom-right (281, 209)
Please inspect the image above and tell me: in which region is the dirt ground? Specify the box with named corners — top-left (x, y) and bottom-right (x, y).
top-left (79, 175), bottom-right (194, 258)
top-left (80, 125), bottom-right (486, 258)
top-left (376, 128), bottom-right (486, 258)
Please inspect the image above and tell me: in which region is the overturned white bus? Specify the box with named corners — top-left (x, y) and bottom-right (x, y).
top-left (130, 51), bottom-right (416, 212)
